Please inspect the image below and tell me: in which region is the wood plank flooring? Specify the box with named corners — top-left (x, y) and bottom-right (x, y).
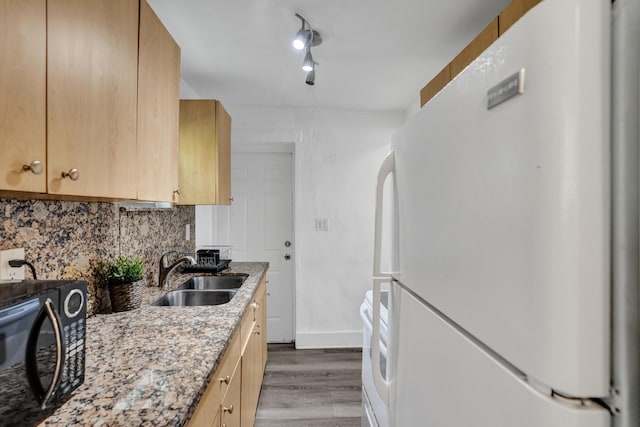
top-left (254, 344), bottom-right (363, 427)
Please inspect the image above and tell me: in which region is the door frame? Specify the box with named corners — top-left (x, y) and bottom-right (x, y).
top-left (232, 142), bottom-right (296, 343)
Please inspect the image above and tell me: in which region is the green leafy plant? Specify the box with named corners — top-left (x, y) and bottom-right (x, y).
top-left (95, 255), bottom-right (144, 286)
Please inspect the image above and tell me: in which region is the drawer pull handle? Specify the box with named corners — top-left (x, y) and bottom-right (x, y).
top-left (223, 405), bottom-right (234, 414)
top-left (61, 168), bottom-right (79, 181)
top-left (23, 160), bottom-right (43, 175)
top-left (219, 375), bottom-right (230, 384)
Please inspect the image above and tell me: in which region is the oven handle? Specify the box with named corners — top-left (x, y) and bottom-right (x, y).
top-left (25, 298), bottom-right (66, 410)
top-left (372, 278), bottom-right (390, 404)
top-left (373, 150), bottom-right (394, 277)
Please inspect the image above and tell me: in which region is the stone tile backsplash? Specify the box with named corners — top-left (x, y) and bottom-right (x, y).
top-left (0, 198), bottom-right (195, 316)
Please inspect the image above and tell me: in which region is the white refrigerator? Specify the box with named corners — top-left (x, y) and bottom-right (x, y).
top-left (370, 0), bottom-right (640, 426)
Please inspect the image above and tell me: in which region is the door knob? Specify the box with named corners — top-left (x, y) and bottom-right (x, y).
top-left (284, 240), bottom-right (291, 247)
top-left (284, 254), bottom-right (291, 260)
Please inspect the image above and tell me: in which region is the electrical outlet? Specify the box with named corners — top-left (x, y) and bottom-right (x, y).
top-left (185, 224), bottom-right (191, 241)
top-left (0, 248), bottom-right (25, 281)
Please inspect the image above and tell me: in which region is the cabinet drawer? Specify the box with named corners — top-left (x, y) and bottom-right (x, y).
top-left (240, 306), bottom-right (255, 353)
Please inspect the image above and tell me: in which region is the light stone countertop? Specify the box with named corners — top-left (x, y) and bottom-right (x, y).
top-left (39, 262), bottom-right (269, 427)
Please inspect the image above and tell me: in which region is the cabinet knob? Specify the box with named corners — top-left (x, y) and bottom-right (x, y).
top-left (223, 405), bottom-right (234, 414)
top-left (251, 302), bottom-right (260, 310)
top-left (218, 375), bottom-right (230, 384)
top-left (61, 168), bottom-right (79, 181)
top-left (23, 160), bottom-right (43, 175)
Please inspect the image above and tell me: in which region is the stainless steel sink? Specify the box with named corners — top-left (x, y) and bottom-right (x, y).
top-left (178, 274), bottom-right (248, 291)
top-left (152, 289), bottom-right (237, 306)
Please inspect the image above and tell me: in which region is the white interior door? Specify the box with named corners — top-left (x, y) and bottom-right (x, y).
top-left (228, 151), bottom-right (294, 343)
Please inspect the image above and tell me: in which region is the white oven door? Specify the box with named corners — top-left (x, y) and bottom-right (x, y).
top-left (360, 298), bottom-right (389, 427)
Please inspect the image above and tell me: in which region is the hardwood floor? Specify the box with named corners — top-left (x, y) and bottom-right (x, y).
top-left (254, 344), bottom-right (363, 427)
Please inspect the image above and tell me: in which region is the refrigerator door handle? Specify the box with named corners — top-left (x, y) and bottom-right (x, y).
top-left (372, 278), bottom-right (390, 404)
top-left (374, 151), bottom-right (395, 277)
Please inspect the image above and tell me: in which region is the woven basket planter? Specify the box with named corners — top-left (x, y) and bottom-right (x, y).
top-left (108, 279), bottom-right (143, 312)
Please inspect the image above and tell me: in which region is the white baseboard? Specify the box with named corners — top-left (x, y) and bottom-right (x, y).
top-left (295, 330), bottom-right (362, 349)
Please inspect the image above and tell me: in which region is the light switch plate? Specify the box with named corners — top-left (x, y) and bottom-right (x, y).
top-left (0, 248), bottom-right (25, 281)
top-left (315, 218), bottom-right (329, 232)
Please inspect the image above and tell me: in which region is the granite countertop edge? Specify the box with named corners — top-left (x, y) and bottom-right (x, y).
top-left (39, 261), bottom-right (269, 427)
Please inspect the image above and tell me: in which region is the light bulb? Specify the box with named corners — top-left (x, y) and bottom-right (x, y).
top-left (293, 36), bottom-right (305, 50)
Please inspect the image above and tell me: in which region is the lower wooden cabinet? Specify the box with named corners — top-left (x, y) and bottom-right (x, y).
top-left (240, 276), bottom-right (267, 427)
top-left (188, 276), bottom-right (268, 427)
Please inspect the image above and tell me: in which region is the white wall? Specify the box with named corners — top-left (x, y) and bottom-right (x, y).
top-left (197, 105), bottom-right (403, 348)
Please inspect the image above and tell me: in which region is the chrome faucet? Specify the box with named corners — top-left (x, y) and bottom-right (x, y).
top-left (159, 250), bottom-right (196, 288)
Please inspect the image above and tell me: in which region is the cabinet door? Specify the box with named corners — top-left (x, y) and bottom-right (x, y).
top-left (241, 322), bottom-right (262, 427)
top-left (137, 0), bottom-right (180, 202)
top-left (255, 278), bottom-right (268, 371)
top-left (47, 0), bottom-right (138, 198)
top-left (0, 0), bottom-right (46, 193)
top-left (179, 100), bottom-right (232, 205)
top-left (215, 102), bottom-right (232, 205)
top-left (221, 361), bottom-right (241, 427)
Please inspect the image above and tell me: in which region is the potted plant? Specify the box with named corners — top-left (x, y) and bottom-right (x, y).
top-left (95, 255), bottom-right (145, 312)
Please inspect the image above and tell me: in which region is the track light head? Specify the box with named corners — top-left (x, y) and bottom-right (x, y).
top-left (292, 14), bottom-right (322, 50)
top-left (302, 48), bottom-right (314, 72)
top-left (305, 68), bottom-right (315, 86)
top-left (293, 34), bottom-right (306, 50)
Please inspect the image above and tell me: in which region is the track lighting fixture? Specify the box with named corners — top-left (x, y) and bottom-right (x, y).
top-left (293, 13), bottom-right (322, 85)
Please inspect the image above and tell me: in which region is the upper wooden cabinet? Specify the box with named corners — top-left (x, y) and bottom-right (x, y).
top-left (47, 0), bottom-right (139, 198)
top-left (0, 0), bottom-right (46, 193)
top-left (178, 100), bottom-right (232, 205)
top-left (137, 0), bottom-right (181, 203)
top-left (1, 0), bottom-right (181, 201)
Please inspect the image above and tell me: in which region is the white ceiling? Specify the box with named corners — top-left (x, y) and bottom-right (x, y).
top-left (147, 0), bottom-right (511, 112)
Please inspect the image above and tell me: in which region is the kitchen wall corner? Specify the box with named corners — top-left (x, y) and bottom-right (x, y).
top-left (0, 198), bottom-right (195, 316)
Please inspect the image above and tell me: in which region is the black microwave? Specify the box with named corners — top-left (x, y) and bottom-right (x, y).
top-left (0, 280), bottom-right (87, 426)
